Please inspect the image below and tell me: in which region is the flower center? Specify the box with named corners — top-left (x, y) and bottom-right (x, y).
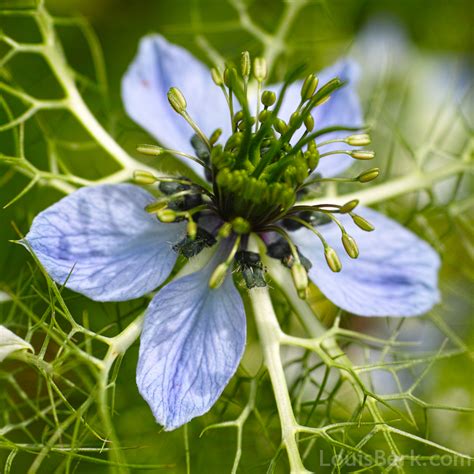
top-left (134, 52), bottom-right (379, 296)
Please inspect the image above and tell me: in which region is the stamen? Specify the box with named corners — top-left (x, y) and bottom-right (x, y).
top-left (167, 87), bottom-right (211, 149)
top-left (136, 144), bottom-right (210, 170)
top-left (318, 149), bottom-right (375, 160)
top-left (209, 235), bottom-right (242, 289)
top-left (350, 213), bottom-right (375, 232)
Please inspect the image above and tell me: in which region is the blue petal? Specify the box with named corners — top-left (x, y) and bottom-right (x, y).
top-left (25, 184), bottom-right (184, 302)
top-left (122, 35), bottom-right (230, 176)
top-left (291, 207), bottom-right (440, 317)
top-left (272, 59), bottom-right (364, 177)
top-left (137, 258), bottom-right (246, 430)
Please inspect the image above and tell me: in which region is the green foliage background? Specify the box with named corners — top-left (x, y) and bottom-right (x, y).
top-left (0, 0), bottom-right (472, 473)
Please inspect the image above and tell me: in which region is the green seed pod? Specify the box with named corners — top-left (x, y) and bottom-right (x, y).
top-left (167, 87), bottom-right (187, 114)
top-left (342, 233), bottom-right (359, 259)
top-left (352, 214), bottom-right (375, 232)
top-left (301, 73), bottom-right (319, 101)
top-left (358, 167), bottom-right (380, 183)
top-left (325, 247), bottom-right (342, 272)
top-left (261, 90), bottom-right (276, 107)
top-left (339, 199), bottom-right (359, 214)
top-left (351, 150), bottom-right (375, 160)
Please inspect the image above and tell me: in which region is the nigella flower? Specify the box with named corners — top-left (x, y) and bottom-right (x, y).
top-left (24, 35), bottom-right (440, 430)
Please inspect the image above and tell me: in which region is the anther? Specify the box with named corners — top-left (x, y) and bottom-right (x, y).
top-left (157, 209), bottom-right (177, 223)
top-left (341, 233), bottom-right (359, 259)
top-left (339, 199), bottom-right (359, 213)
top-left (167, 87), bottom-right (187, 114)
top-left (357, 168), bottom-right (380, 183)
top-left (253, 57), bottom-right (268, 82)
top-left (325, 246), bottom-right (342, 272)
top-left (211, 67), bottom-right (224, 86)
top-left (133, 170), bottom-right (157, 185)
top-left (351, 213), bottom-right (375, 232)
top-left (241, 51), bottom-right (251, 79)
top-left (301, 73), bottom-right (319, 102)
top-left (291, 261), bottom-right (308, 299)
top-left (261, 90), bottom-right (276, 107)
top-left (350, 150), bottom-right (375, 160)
top-left (346, 134), bottom-right (371, 146)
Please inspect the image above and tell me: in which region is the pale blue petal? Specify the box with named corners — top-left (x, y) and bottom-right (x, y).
top-left (25, 184), bottom-right (184, 302)
top-left (271, 59), bottom-right (364, 177)
top-left (137, 258), bottom-right (246, 430)
top-left (291, 207), bottom-right (440, 317)
top-left (122, 35), bottom-right (230, 176)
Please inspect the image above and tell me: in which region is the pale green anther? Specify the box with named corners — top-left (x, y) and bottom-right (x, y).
top-left (223, 67), bottom-right (236, 88)
top-left (339, 199), bottom-right (359, 213)
top-left (145, 201), bottom-right (167, 213)
top-left (157, 208), bottom-right (177, 223)
top-left (187, 220), bottom-right (198, 240)
top-left (209, 129), bottom-right (222, 146)
top-left (342, 233), bottom-right (359, 259)
top-left (233, 110), bottom-right (244, 123)
top-left (346, 133), bottom-right (371, 146)
top-left (304, 114), bottom-right (315, 131)
top-left (350, 150), bottom-right (375, 160)
top-left (274, 118), bottom-right (288, 134)
top-left (325, 247), bottom-right (342, 272)
top-left (211, 67), bottom-right (224, 86)
top-left (241, 51), bottom-right (251, 78)
top-left (291, 262), bottom-right (308, 299)
top-left (133, 170), bottom-right (157, 185)
top-left (167, 87), bottom-right (187, 114)
top-left (305, 148), bottom-right (319, 170)
top-left (261, 90), bottom-right (276, 107)
top-left (358, 167), bottom-right (380, 183)
top-left (301, 74), bottom-right (319, 101)
top-left (209, 263), bottom-right (228, 289)
top-left (136, 144), bottom-right (164, 156)
top-left (232, 217), bottom-right (251, 234)
top-left (352, 214), bottom-right (375, 232)
top-left (218, 222), bottom-right (232, 238)
top-left (253, 57), bottom-right (267, 82)
top-left (289, 111), bottom-right (300, 127)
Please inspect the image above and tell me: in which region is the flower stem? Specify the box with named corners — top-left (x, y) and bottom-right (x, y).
top-left (249, 287), bottom-right (311, 474)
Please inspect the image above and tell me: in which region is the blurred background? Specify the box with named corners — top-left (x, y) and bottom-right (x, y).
top-left (0, 0), bottom-right (472, 472)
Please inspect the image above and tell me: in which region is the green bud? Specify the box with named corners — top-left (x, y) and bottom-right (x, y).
top-left (157, 208), bottom-right (177, 223)
top-left (241, 51), bottom-right (251, 78)
top-left (350, 150), bottom-right (375, 160)
top-left (211, 67), bottom-right (224, 86)
top-left (346, 133), bottom-right (371, 146)
top-left (210, 128), bottom-right (222, 145)
top-left (304, 114), bottom-right (315, 132)
top-left (325, 247), bottom-right (342, 272)
top-left (218, 222), bottom-right (232, 238)
top-left (232, 217), bottom-right (251, 234)
top-left (187, 220), bottom-right (198, 240)
top-left (301, 73), bottom-right (318, 101)
top-left (357, 167), bottom-right (380, 183)
top-left (339, 199), bottom-right (359, 214)
top-left (209, 263), bottom-right (228, 289)
top-left (342, 233), bottom-right (359, 259)
top-left (167, 87), bottom-right (187, 114)
top-left (274, 118), bottom-right (288, 135)
top-left (133, 170), bottom-right (157, 185)
top-left (291, 262), bottom-right (308, 299)
top-left (352, 214), bottom-right (375, 232)
top-left (261, 90), bottom-right (276, 107)
top-left (253, 57), bottom-right (267, 82)
top-left (136, 144), bottom-right (164, 156)
top-left (233, 110), bottom-right (244, 123)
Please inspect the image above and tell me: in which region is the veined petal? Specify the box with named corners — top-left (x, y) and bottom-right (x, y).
top-left (272, 59), bottom-right (363, 177)
top-left (122, 35), bottom-right (230, 176)
top-left (25, 184), bottom-right (184, 302)
top-left (137, 258), bottom-right (246, 430)
top-left (291, 207), bottom-right (440, 317)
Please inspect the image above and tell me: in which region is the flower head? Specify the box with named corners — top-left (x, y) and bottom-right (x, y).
top-left (24, 35), bottom-right (440, 430)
